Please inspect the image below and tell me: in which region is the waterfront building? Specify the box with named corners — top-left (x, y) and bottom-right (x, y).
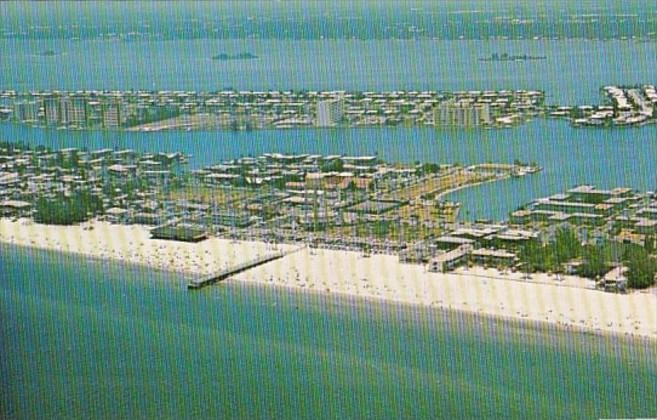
top-left (427, 246), bottom-right (470, 273)
top-left (434, 100), bottom-right (491, 127)
top-left (150, 223), bottom-right (208, 242)
top-left (43, 98), bottom-right (60, 125)
top-left (0, 200), bottom-right (32, 217)
top-left (470, 248), bottom-right (517, 268)
top-left (41, 96), bottom-right (88, 126)
top-left (316, 98), bottom-right (344, 127)
top-left (12, 101), bottom-right (39, 123)
top-left (434, 235), bottom-right (476, 250)
top-left (62, 97), bottom-right (88, 125)
top-left (102, 102), bottom-right (123, 128)
top-left (567, 185), bottom-right (633, 203)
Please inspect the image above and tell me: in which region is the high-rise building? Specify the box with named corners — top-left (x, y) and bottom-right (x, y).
top-left (43, 98), bottom-right (61, 125)
top-left (434, 100), bottom-right (491, 127)
top-left (62, 98), bottom-right (88, 125)
top-left (316, 98), bottom-right (344, 127)
top-left (41, 97), bottom-right (88, 126)
top-left (13, 101), bottom-right (40, 122)
top-left (102, 102), bottom-right (122, 128)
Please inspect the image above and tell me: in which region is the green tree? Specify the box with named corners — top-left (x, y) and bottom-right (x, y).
top-left (320, 159), bottom-right (344, 173)
top-left (69, 150), bottom-right (80, 168)
top-left (578, 245), bottom-right (608, 279)
top-left (624, 247), bottom-right (657, 289)
top-left (34, 191), bottom-right (103, 225)
top-left (553, 227), bottom-right (581, 262)
top-left (54, 151), bottom-right (64, 168)
top-left (519, 241), bottom-right (552, 272)
top-left (419, 163), bottom-right (441, 175)
top-left (645, 235), bottom-right (655, 254)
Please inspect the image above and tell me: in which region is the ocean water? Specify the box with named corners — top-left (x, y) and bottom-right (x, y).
top-left (2, 1), bottom-right (656, 41)
top-left (1, 244), bottom-right (656, 419)
top-left (1, 38), bottom-right (656, 104)
top-left (2, 2), bottom-right (657, 418)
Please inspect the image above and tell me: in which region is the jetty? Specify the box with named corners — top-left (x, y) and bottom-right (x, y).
top-left (187, 249), bottom-right (294, 290)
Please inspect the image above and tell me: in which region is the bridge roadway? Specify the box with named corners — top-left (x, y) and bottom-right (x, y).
top-left (187, 248), bottom-right (299, 290)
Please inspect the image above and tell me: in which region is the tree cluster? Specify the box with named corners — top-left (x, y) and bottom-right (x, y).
top-left (416, 163), bottom-right (442, 176)
top-left (519, 227), bottom-right (581, 273)
top-left (517, 227), bottom-right (657, 289)
top-left (34, 191), bottom-right (104, 225)
top-left (624, 246), bottom-right (657, 289)
top-left (320, 159), bottom-right (344, 173)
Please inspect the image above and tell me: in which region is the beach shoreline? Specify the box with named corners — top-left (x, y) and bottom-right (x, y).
top-left (1, 218), bottom-right (655, 341)
top-left (231, 246), bottom-right (657, 344)
top-left (229, 279), bottom-right (657, 346)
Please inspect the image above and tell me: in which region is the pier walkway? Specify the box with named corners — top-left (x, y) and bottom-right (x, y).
top-left (187, 248), bottom-right (299, 290)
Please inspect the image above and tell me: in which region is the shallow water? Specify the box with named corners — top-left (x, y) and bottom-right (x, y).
top-left (1, 244), bottom-right (656, 418)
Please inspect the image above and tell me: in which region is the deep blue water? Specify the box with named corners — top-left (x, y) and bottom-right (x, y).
top-left (1, 245), bottom-right (656, 419)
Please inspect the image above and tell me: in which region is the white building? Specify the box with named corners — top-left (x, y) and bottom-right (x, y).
top-left (434, 100), bottom-right (491, 127)
top-left (42, 97), bottom-right (87, 125)
top-left (43, 98), bottom-right (60, 125)
top-left (13, 101), bottom-right (39, 122)
top-left (102, 102), bottom-right (122, 128)
top-left (61, 98), bottom-right (87, 125)
top-left (427, 245), bottom-right (471, 273)
top-left (316, 98), bottom-right (344, 127)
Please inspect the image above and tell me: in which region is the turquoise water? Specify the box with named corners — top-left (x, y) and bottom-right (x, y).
top-left (2, 38), bottom-right (656, 104)
top-left (1, 244), bottom-right (656, 419)
top-left (2, 1), bottom-right (656, 42)
top-left (2, 3), bottom-right (657, 418)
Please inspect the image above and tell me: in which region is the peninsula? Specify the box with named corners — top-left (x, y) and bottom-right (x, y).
top-left (0, 141), bottom-right (655, 339)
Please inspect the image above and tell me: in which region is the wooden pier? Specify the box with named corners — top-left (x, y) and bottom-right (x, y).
top-left (187, 250), bottom-right (289, 290)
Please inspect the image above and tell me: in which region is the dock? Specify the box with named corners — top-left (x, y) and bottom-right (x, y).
top-left (187, 249), bottom-right (291, 290)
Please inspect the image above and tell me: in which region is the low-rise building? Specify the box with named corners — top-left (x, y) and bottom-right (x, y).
top-left (0, 200), bottom-right (32, 217)
top-left (427, 246), bottom-right (470, 273)
top-left (150, 223), bottom-right (208, 242)
top-left (470, 248), bottom-right (517, 268)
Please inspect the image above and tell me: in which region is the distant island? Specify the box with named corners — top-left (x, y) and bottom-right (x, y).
top-left (212, 52), bottom-right (258, 61)
top-left (479, 53), bottom-right (547, 62)
top-left (5, 85), bottom-right (655, 132)
top-left (39, 50), bottom-right (57, 57)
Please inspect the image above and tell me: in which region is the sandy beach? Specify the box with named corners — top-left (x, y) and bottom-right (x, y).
top-left (0, 218), bottom-right (291, 276)
top-left (1, 219), bottom-right (656, 339)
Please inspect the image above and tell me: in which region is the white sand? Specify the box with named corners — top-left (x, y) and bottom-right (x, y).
top-left (2, 219), bottom-right (656, 339)
top-left (233, 247), bottom-right (657, 340)
top-left (0, 218), bottom-right (291, 275)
